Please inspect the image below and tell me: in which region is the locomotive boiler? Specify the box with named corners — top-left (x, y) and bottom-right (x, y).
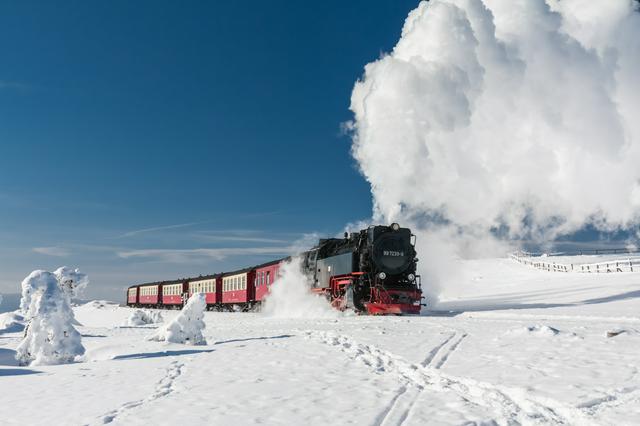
top-left (302, 223), bottom-right (423, 314)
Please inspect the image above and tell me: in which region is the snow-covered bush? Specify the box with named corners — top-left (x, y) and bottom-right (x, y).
top-left (149, 293), bottom-right (206, 345)
top-left (54, 266), bottom-right (89, 303)
top-left (16, 270), bottom-right (85, 366)
top-left (125, 309), bottom-right (164, 326)
top-left (20, 266), bottom-right (89, 315)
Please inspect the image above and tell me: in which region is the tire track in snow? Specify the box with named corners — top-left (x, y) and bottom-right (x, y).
top-left (308, 331), bottom-right (594, 426)
top-left (377, 331), bottom-right (467, 426)
top-left (420, 332), bottom-right (457, 368)
top-left (433, 332), bottom-right (467, 369)
top-left (92, 360), bottom-right (185, 425)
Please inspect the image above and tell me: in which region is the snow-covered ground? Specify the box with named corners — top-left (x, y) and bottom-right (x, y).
top-left (2, 257), bottom-right (640, 425)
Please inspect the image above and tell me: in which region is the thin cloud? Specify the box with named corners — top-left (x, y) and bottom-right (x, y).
top-left (33, 246), bottom-right (70, 257)
top-left (117, 246), bottom-right (294, 263)
top-left (191, 233), bottom-right (289, 244)
top-left (115, 221), bottom-right (208, 239)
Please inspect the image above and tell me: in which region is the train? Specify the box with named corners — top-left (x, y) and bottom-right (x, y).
top-left (126, 223), bottom-right (424, 315)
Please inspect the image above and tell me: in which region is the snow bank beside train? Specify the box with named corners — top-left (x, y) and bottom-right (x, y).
top-left (262, 257), bottom-right (338, 318)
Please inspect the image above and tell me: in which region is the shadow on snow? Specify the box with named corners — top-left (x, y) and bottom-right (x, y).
top-left (114, 334), bottom-right (294, 360)
top-left (427, 289), bottom-right (640, 315)
top-left (0, 368), bottom-right (42, 376)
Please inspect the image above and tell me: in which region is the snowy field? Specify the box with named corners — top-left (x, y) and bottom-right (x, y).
top-left (2, 257), bottom-right (640, 425)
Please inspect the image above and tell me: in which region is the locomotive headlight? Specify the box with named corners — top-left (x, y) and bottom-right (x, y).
top-left (378, 272), bottom-right (387, 280)
top-left (408, 273), bottom-right (415, 281)
top-left (391, 222), bottom-right (400, 231)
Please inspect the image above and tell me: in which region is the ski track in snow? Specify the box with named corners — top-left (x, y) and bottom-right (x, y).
top-left (420, 332), bottom-right (457, 368)
top-left (377, 330), bottom-right (467, 426)
top-left (309, 331), bottom-right (596, 426)
top-left (92, 360), bottom-right (185, 425)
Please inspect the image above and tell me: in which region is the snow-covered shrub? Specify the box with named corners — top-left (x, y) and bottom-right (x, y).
top-left (20, 267), bottom-right (89, 315)
top-left (54, 266), bottom-right (89, 303)
top-left (125, 309), bottom-right (164, 326)
top-left (149, 293), bottom-right (206, 345)
top-left (16, 270), bottom-right (85, 366)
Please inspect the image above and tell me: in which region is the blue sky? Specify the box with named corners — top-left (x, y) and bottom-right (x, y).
top-left (0, 1), bottom-right (420, 300)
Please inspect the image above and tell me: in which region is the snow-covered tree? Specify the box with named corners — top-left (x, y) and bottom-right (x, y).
top-left (16, 270), bottom-right (85, 366)
top-left (54, 266), bottom-right (89, 303)
top-left (21, 267), bottom-right (89, 315)
top-left (149, 293), bottom-right (207, 345)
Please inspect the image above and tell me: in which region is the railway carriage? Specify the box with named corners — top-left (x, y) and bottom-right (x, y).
top-left (221, 269), bottom-right (255, 310)
top-left (188, 274), bottom-right (219, 307)
top-left (161, 280), bottom-right (188, 307)
top-left (253, 259), bottom-right (285, 303)
top-left (138, 283), bottom-right (161, 306)
top-left (127, 286), bottom-right (138, 306)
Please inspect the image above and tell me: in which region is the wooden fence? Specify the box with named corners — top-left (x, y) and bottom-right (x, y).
top-left (509, 251), bottom-right (640, 273)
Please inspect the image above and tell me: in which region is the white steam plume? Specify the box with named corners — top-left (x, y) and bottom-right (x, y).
top-left (349, 0), bottom-right (640, 303)
top-left (262, 258), bottom-right (338, 319)
top-left (350, 0), bottom-right (640, 238)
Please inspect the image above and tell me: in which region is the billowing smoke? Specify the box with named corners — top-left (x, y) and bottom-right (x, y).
top-left (349, 0), bottom-right (640, 299)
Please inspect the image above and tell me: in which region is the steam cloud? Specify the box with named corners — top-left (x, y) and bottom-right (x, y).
top-left (262, 258), bottom-right (338, 318)
top-left (350, 0), bottom-right (640, 240)
top-left (348, 0), bottom-right (640, 303)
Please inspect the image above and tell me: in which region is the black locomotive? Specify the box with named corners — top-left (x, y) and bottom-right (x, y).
top-left (302, 223), bottom-right (423, 314)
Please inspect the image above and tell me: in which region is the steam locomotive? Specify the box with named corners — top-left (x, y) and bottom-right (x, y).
top-left (303, 223), bottom-right (423, 315)
top-left (126, 223), bottom-right (423, 315)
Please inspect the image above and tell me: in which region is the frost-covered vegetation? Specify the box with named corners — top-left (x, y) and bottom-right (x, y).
top-left (54, 266), bottom-right (89, 304)
top-left (125, 309), bottom-right (164, 326)
top-left (149, 293), bottom-right (207, 345)
top-left (16, 270), bottom-right (85, 366)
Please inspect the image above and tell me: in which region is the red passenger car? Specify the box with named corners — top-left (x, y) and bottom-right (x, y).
top-left (221, 268), bottom-right (255, 310)
top-left (139, 283), bottom-right (161, 306)
top-left (161, 280), bottom-right (188, 307)
top-left (127, 286), bottom-right (138, 306)
top-left (253, 260), bottom-right (283, 303)
top-left (188, 275), bottom-right (220, 307)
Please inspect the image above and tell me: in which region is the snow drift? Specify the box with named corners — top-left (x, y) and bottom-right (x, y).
top-left (16, 270), bottom-right (85, 366)
top-left (149, 293), bottom-right (207, 345)
top-left (262, 257), bottom-right (338, 319)
top-left (0, 311), bottom-right (24, 334)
